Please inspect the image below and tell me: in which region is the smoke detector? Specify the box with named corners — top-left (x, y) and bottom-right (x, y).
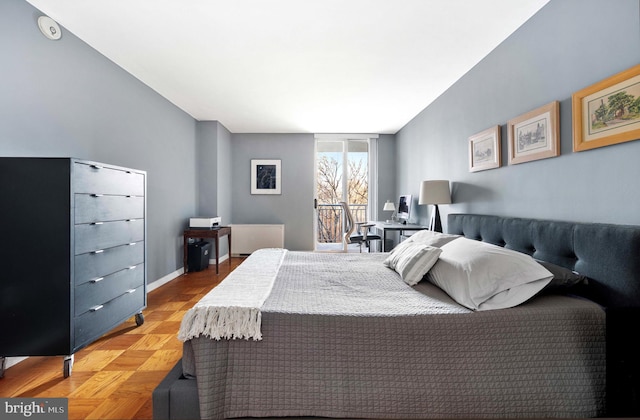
top-left (37, 16), bottom-right (62, 40)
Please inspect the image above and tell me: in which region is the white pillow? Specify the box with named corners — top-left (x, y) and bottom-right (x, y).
top-left (427, 237), bottom-right (553, 310)
top-left (384, 242), bottom-right (442, 286)
top-left (404, 230), bottom-right (461, 248)
top-left (383, 239), bottom-right (418, 268)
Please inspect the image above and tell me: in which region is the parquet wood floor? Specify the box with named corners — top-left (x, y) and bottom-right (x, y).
top-left (0, 257), bottom-right (244, 419)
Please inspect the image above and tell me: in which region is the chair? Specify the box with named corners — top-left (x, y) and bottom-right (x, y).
top-left (339, 201), bottom-right (382, 252)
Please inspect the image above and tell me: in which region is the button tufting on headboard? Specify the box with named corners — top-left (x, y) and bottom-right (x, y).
top-left (448, 213), bottom-right (640, 309)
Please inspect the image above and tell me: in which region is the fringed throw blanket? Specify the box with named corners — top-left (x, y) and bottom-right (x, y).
top-left (178, 248), bottom-right (287, 341)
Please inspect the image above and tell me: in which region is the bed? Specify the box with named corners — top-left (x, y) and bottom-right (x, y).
top-left (153, 214), bottom-right (640, 419)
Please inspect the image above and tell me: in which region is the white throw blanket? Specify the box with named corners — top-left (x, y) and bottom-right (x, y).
top-left (178, 248), bottom-right (287, 341)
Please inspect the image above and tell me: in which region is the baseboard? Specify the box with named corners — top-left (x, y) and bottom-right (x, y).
top-left (149, 252), bottom-right (228, 292)
top-left (148, 267), bottom-right (184, 292)
top-left (209, 252), bottom-right (229, 264)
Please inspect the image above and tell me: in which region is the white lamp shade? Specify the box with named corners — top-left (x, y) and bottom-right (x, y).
top-left (419, 180), bottom-right (451, 205)
top-left (383, 200), bottom-right (395, 211)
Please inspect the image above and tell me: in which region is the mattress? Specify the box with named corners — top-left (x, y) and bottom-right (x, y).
top-left (181, 250), bottom-right (606, 419)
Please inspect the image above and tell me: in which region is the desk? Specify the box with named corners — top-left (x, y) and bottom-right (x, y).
top-left (371, 221), bottom-right (427, 252)
top-left (183, 226), bottom-right (231, 274)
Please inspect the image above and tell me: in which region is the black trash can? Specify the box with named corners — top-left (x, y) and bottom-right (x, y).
top-left (188, 240), bottom-right (211, 272)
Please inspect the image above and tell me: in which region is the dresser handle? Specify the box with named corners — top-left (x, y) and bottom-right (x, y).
top-left (90, 194), bottom-right (104, 197)
top-left (90, 165), bottom-right (102, 170)
top-left (90, 277), bottom-right (104, 283)
top-left (91, 250), bottom-right (104, 254)
top-left (128, 265), bottom-right (137, 270)
top-left (126, 219), bottom-right (137, 222)
top-left (128, 242), bottom-right (137, 246)
top-left (90, 222), bottom-right (104, 225)
top-left (126, 289), bottom-right (136, 294)
top-left (90, 305), bottom-right (103, 312)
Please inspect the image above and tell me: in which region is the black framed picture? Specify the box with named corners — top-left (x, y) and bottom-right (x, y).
top-left (251, 159), bottom-right (281, 194)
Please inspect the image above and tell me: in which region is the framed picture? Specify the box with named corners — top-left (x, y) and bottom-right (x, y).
top-left (507, 101), bottom-right (559, 165)
top-left (468, 125), bottom-right (501, 172)
top-left (251, 159), bottom-right (281, 194)
top-left (572, 64), bottom-right (640, 152)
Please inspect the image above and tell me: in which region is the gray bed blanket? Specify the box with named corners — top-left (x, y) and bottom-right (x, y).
top-left (183, 251), bottom-right (606, 419)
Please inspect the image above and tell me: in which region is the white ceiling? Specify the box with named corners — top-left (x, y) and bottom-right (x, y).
top-left (26, 0), bottom-right (550, 134)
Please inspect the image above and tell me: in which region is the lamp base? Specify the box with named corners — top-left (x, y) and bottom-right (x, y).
top-left (428, 205), bottom-right (443, 233)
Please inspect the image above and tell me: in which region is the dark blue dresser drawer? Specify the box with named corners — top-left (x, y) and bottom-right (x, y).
top-left (75, 219), bottom-right (144, 255)
top-left (73, 162), bottom-right (144, 196)
top-left (74, 286), bottom-right (145, 348)
top-left (75, 263), bottom-right (144, 316)
top-left (75, 241), bottom-right (144, 286)
top-left (75, 194), bottom-right (144, 224)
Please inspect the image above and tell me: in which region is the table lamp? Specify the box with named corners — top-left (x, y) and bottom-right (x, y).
top-left (383, 200), bottom-right (396, 223)
top-left (418, 180), bottom-right (451, 232)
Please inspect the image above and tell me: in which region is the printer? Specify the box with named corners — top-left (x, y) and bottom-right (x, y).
top-left (189, 217), bottom-right (221, 228)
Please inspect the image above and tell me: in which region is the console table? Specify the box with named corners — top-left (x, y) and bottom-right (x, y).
top-left (372, 221), bottom-right (427, 252)
top-left (183, 227), bottom-right (231, 274)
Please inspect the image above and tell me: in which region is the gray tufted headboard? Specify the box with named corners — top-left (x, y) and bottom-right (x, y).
top-left (448, 214), bottom-right (640, 309)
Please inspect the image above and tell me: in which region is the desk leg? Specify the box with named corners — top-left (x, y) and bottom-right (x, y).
top-left (227, 233), bottom-right (232, 268)
top-left (183, 236), bottom-right (189, 274)
top-left (214, 236), bottom-right (220, 274)
top-left (383, 231), bottom-right (388, 252)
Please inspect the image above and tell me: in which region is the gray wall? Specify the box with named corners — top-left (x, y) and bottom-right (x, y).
top-left (376, 134), bottom-right (398, 217)
top-left (396, 0), bottom-right (640, 231)
top-left (229, 133), bottom-right (397, 251)
top-left (216, 123), bottom-right (233, 227)
top-left (1, 0), bottom-right (198, 284)
top-left (195, 120), bottom-right (232, 256)
top-left (230, 134), bottom-right (316, 250)
top-left (196, 122), bottom-right (220, 218)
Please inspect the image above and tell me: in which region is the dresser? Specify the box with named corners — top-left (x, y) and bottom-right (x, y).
top-left (0, 158), bottom-right (147, 377)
